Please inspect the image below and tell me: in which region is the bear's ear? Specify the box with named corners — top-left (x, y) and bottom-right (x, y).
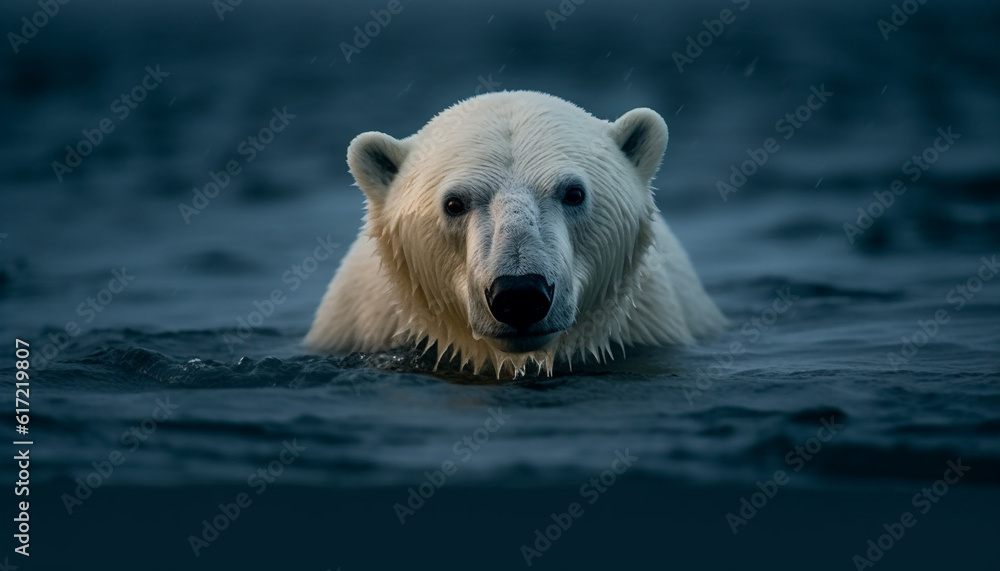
top-left (347, 131), bottom-right (410, 205)
top-left (610, 108), bottom-right (669, 183)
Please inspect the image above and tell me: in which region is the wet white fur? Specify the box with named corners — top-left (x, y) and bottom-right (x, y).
top-left (305, 91), bottom-right (725, 377)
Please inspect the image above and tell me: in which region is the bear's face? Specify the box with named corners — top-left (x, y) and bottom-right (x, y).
top-left (346, 92), bottom-right (667, 370)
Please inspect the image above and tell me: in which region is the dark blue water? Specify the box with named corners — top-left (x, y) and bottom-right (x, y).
top-left (2, 1), bottom-right (999, 569)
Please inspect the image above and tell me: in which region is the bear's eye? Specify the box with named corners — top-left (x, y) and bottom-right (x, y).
top-left (444, 196), bottom-right (467, 216)
top-left (562, 185), bottom-right (586, 206)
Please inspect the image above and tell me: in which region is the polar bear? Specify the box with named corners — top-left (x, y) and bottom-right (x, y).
top-left (305, 91), bottom-right (725, 377)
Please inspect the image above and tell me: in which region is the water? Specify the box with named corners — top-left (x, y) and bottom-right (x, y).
top-left (1, 1), bottom-right (999, 569)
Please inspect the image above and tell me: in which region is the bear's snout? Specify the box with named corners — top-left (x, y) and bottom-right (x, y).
top-left (485, 274), bottom-right (554, 330)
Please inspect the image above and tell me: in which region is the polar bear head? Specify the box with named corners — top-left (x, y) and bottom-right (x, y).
top-left (348, 91), bottom-right (668, 375)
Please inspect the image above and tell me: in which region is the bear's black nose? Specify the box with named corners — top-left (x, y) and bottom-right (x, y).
top-left (486, 274), bottom-right (554, 330)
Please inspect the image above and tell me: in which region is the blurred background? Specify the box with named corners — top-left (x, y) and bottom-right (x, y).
top-left (1, 1), bottom-right (999, 569)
